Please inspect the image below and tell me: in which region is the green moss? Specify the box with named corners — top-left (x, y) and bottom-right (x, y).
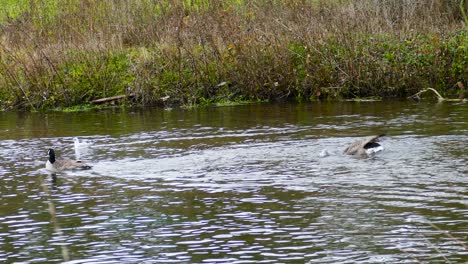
top-left (55, 104), bottom-right (96, 112)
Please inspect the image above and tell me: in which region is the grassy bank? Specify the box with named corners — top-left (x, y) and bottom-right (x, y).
top-left (0, 0), bottom-right (466, 110)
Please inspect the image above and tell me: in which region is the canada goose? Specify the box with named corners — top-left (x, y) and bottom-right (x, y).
top-left (343, 134), bottom-right (385, 157)
top-left (46, 148), bottom-right (92, 172)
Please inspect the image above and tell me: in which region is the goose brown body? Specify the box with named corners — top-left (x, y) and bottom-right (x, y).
top-left (46, 148), bottom-right (92, 172)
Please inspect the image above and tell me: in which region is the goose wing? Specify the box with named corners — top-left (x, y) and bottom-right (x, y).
top-left (344, 135), bottom-right (383, 155)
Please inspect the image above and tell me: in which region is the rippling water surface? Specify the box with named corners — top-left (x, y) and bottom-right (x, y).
top-left (0, 101), bottom-right (466, 263)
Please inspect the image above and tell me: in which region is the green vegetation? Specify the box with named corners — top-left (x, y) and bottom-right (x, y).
top-left (0, 0), bottom-right (466, 110)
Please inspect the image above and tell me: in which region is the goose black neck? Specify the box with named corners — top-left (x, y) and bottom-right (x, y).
top-left (48, 149), bottom-right (56, 163)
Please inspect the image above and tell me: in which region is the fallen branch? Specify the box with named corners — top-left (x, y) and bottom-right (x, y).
top-left (91, 94), bottom-right (133, 104)
top-left (408, 88), bottom-right (465, 102)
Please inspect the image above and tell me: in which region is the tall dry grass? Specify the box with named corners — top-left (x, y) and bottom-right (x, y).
top-left (0, 0), bottom-right (466, 110)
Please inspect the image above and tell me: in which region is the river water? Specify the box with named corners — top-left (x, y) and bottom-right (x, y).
top-left (0, 101), bottom-right (466, 263)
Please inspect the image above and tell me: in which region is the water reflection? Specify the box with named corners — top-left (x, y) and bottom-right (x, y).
top-left (0, 101), bottom-right (467, 263)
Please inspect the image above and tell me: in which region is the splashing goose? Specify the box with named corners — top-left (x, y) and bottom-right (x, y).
top-left (73, 137), bottom-right (91, 149)
top-left (46, 148), bottom-right (92, 172)
top-left (73, 137), bottom-right (92, 160)
top-left (343, 134), bottom-right (385, 157)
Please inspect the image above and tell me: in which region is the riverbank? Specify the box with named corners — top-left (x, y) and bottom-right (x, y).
top-left (0, 0), bottom-right (466, 111)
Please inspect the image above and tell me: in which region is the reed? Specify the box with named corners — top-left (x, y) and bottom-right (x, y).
top-left (0, 0), bottom-right (466, 110)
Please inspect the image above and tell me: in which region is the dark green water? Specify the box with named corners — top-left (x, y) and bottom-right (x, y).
top-left (0, 101), bottom-right (467, 263)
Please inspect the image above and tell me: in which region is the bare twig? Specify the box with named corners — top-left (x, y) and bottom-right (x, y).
top-left (460, 0), bottom-right (468, 26)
